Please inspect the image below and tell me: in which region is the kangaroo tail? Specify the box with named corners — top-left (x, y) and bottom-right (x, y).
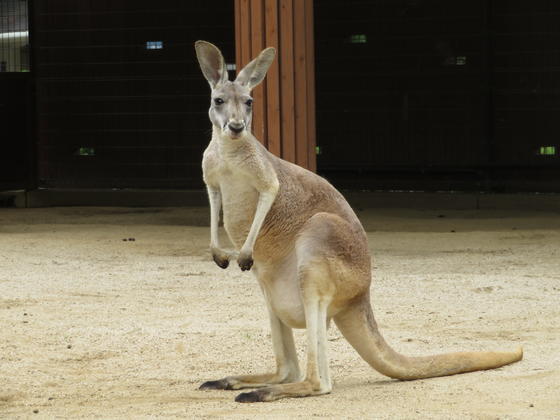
top-left (334, 296), bottom-right (523, 380)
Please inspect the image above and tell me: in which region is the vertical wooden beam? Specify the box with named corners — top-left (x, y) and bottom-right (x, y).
top-left (293, 1), bottom-right (308, 169)
top-left (234, 0), bottom-right (243, 72)
top-left (264, 0), bottom-right (281, 157)
top-left (279, 0), bottom-right (295, 163)
top-left (249, 0), bottom-right (267, 145)
top-left (304, 0), bottom-right (316, 172)
top-left (238, 0), bottom-right (252, 68)
top-left (235, 0), bottom-right (316, 171)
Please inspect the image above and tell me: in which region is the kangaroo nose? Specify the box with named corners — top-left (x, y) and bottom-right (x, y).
top-left (228, 122), bottom-right (244, 134)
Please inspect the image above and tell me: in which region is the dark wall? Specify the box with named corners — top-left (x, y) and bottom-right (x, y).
top-left (0, 75), bottom-right (33, 190)
top-left (35, 0), bottom-right (234, 189)
top-left (27, 0), bottom-right (560, 192)
top-left (315, 0), bottom-right (560, 192)
top-left (492, 0), bottom-right (560, 166)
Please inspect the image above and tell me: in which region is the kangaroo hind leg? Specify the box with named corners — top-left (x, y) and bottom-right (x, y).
top-left (199, 304), bottom-right (300, 391)
top-left (235, 267), bottom-right (333, 402)
top-left (235, 214), bottom-right (345, 402)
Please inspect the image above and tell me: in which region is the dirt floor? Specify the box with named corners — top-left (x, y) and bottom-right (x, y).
top-left (1, 206), bottom-right (559, 419)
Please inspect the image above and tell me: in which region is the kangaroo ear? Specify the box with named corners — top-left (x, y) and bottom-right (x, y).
top-left (235, 47), bottom-right (276, 89)
top-left (195, 41), bottom-right (229, 88)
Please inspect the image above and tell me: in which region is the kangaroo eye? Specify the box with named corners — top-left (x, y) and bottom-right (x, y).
top-left (214, 98), bottom-right (224, 105)
top-left (245, 99), bottom-right (253, 107)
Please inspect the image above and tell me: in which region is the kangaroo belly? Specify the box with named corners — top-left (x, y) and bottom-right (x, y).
top-left (258, 258), bottom-right (307, 328)
top-left (267, 279), bottom-right (306, 329)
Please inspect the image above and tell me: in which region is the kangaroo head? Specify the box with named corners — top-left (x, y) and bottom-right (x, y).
top-left (195, 40), bottom-right (275, 139)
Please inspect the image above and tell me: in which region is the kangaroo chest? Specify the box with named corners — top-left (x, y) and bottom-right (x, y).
top-left (218, 169), bottom-right (259, 249)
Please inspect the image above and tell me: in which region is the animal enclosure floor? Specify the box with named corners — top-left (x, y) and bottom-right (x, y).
top-left (1, 207), bottom-right (559, 419)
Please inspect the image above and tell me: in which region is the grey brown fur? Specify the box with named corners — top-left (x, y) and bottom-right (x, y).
top-left (194, 40), bottom-right (523, 403)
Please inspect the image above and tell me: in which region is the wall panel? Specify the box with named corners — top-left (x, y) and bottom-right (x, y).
top-left (234, 0), bottom-right (316, 170)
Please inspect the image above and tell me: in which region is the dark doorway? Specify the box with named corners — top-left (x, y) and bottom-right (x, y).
top-left (0, 75), bottom-right (33, 190)
top-left (0, 0), bottom-right (33, 191)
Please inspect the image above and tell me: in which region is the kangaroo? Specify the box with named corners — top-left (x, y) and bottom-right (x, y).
top-left (194, 40), bottom-right (523, 403)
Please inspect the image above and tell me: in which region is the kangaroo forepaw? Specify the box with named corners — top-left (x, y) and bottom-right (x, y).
top-left (237, 248), bottom-right (254, 271)
top-left (237, 253), bottom-right (254, 271)
top-left (211, 248), bottom-right (238, 269)
top-left (212, 254), bottom-right (230, 269)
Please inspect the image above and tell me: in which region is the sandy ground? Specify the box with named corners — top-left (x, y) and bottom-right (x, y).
top-left (0, 206), bottom-right (559, 419)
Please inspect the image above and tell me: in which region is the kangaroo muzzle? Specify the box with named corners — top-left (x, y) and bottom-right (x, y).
top-left (228, 122), bottom-right (244, 134)
top-left (226, 120), bottom-right (245, 138)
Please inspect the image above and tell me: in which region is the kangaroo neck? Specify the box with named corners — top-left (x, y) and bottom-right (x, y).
top-left (212, 126), bottom-right (260, 158)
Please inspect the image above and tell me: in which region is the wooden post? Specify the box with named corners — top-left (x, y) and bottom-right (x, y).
top-left (234, 0), bottom-right (316, 172)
